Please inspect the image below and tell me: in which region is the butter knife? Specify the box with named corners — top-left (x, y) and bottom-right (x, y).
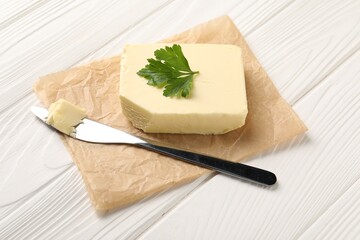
top-left (31, 106), bottom-right (277, 186)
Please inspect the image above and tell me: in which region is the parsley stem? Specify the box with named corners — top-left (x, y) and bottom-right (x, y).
top-left (179, 71), bottom-right (199, 75)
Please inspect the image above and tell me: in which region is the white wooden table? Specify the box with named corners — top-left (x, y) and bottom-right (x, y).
top-left (1, 1), bottom-right (359, 239)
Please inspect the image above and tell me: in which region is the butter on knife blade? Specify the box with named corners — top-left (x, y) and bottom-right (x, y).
top-left (46, 98), bottom-right (86, 135)
top-left (31, 103), bottom-right (277, 186)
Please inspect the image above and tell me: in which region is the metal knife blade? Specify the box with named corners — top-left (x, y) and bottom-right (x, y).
top-left (31, 106), bottom-right (277, 186)
top-left (31, 106), bottom-right (145, 144)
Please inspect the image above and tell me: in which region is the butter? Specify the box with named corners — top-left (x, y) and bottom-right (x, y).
top-left (119, 44), bottom-right (248, 134)
top-left (46, 99), bottom-right (86, 135)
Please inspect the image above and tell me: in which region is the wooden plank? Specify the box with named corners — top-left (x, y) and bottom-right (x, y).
top-left (245, 0), bottom-right (360, 104)
top-left (76, 0), bottom-right (295, 64)
top-left (0, 0), bottom-right (45, 27)
top-left (0, 165), bottom-right (211, 239)
top-left (301, 178), bottom-right (360, 239)
top-left (0, 0), bottom-right (173, 112)
top-left (138, 50), bottom-right (360, 239)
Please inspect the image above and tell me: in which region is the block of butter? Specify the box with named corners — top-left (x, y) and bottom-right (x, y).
top-left (119, 44), bottom-right (248, 134)
top-left (46, 99), bottom-right (86, 135)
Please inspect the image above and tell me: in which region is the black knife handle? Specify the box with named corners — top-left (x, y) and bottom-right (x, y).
top-left (136, 142), bottom-right (277, 186)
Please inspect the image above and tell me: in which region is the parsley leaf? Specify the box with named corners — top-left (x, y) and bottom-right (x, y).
top-left (137, 44), bottom-right (199, 98)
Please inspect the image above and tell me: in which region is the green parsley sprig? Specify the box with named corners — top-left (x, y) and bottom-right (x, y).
top-left (137, 44), bottom-right (199, 98)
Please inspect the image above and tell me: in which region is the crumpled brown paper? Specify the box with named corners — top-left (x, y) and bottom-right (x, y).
top-left (33, 15), bottom-right (307, 211)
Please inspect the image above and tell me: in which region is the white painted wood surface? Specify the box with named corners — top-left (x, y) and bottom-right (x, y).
top-left (0, 0), bottom-right (359, 239)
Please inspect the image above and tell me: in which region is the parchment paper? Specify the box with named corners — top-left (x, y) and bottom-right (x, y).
top-left (33, 15), bottom-right (307, 211)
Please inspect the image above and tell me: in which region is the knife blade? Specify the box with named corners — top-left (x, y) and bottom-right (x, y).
top-left (31, 106), bottom-right (277, 186)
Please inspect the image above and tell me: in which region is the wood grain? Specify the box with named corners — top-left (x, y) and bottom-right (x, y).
top-left (245, 0), bottom-right (360, 105)
top-left (301, 177), bottom-right (360, 239)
